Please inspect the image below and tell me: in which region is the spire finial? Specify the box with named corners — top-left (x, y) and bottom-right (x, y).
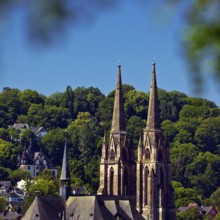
top-left (153, 58), bottom-right (156, 65)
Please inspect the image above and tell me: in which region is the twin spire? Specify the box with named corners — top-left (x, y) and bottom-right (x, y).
top-left (111, 63), bottom-right (160, 133)
top-left (60, 63), bottom-right (160, 199)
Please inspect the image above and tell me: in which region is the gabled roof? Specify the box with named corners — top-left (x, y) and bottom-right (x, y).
top-left (203, 206), bottom-right (216, 214)
top-left (66, 195), bottom-right (145, 220)
top-left (22, 196), bottom-right (65, 220)
top-left (12, 123), bottom-right (30, 130)
top-left (30, 126), bottom-right (46, 135)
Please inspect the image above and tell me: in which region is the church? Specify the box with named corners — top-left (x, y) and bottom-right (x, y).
top-left (22, 63), bottom-right (176, 220)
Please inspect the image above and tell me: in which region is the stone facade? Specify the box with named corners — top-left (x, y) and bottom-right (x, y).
top-left (98, 63), bottom-right (176, 220)
top-left (97, 65), bottom-right (135, 196)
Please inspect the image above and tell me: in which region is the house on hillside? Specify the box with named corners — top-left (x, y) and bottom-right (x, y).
top-left (9, 123), bottom-right (47, 142)
top-left (178, 203), bottom-right (218, 219)
top-left (18, 142), bottom-right (57, 178)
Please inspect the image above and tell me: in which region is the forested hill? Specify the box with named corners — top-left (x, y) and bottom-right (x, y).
top-left (0, 85), bottom-right (220, 208)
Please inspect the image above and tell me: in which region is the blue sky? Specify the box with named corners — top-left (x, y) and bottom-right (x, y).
top-left (1, 1), bottom-right (219, 106)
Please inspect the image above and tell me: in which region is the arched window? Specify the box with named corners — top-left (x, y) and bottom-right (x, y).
top-left (123, 168), bottom-right (128, 195)
top-left (109, 167), bottom-right (114, 195)
top-left (160, 168), bottom-right (164, 188)
top-left (143, 166), bottom-right (149, 206)
top-left (144, 149), bottom-right (150, 160)
top-left (110, 149), bottom-right (115, 160)
top-left (158, 149), bottom-right (163, 161)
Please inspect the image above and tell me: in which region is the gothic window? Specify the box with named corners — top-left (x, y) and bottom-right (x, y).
top-left (123, 168), bottom-right (128, 196)
top-left (159, 186), bottom-right (162, 207)
top-left (122, 148), bottom-right (126, 160)
top-left (160, 168), bottom-right (164, 188)
top-left (158, 149), bottom-right (163, 161)
top-left (109, 167), bottom-right (114, 195)
top-left (144, 148), bottom-right (150, 160)
top-left (110, 149), bottom-right (115, 160)
top-left (143, 166), bottom-right (149, 206)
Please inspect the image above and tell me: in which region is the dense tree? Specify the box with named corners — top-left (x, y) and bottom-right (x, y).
top-left (20, 129), bottom-right (36, 149)
top-left (19, 89), bottom-right (45, 115)
top-left (172, 181), bottom-right (200, 208)
top-left (177, 206), bottom-right (203, 220)
top-left (9, 169), bottom-right (31, 186)
top-left (0, 88), bottom-right (21, 127)
top-left (27, 103), bottom-right (44, 126)
top-left (170, 143), bottom-right (200, 185)
top-left (61, 85), bottom-right (74, 117)
top-left (45, 92), bottom-right (64, 107)
top-left (124, 90), bottom-right (148, 120)
top-left (40, 105), bottom-right (70, 129)
top-left (0, 128), bottom-right (10, 141)
top-left (195, 116), bottom-right (220, 153)
top-left (0, 139), bottom-right (18, 169)
top-left (0, 166), bottom-right (10, 180)
top-left (126, 116), bottom-right (145, 146)
top-left (205, 187), bottom-right (220, 211)
top-left (161, 120), bottom-right (177, 143)
top-left (73, 87), bottom-right (104, 117)
top-left (41, 128), bottom-right (66, 165)
top-left (27, 104), bottom-right (70, 129)
top-left (96, 95), bottom-right (114, 131)
top-left (158, 90), bottom-right (187, 122)
top-left (186, 152), bottom-right (220, 198)
top-left (0, 196), bottom-right (8, 212)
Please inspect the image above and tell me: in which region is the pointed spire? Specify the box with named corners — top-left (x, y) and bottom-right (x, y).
top-left (146, 62), bottom-right (161, 130)
top-left (60, 131), bottom-right (70, 181)
top-left (111, 65), bottom-right (125, 132)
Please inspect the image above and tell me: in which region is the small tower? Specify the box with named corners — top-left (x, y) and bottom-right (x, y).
top-left (136, 63), bottom-right (176, 220)
top-left (97, 65), bottom-right (135, 196)
top-left (60, 131), bottom-right (71, 201)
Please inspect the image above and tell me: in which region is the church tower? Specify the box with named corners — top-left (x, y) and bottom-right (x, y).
top-left (97, 65), bottom-right (135, 196)
top-left (136, 63), bottom-right (176, 220)
top-left (60, 132), bottom-right (71, 201)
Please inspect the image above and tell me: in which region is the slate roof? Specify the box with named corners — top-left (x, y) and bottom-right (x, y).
top-left (22, 196), bottom-right (65, 220)
top-left (203, 206), bottom-right (216, 214)
top-left (178, 204), bottom-right (217, 216)
top-left (66, 195), bottom-right (145, 220)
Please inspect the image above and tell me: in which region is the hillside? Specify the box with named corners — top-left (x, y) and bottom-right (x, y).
top-left (0, 85), bottom-right (219, 209)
